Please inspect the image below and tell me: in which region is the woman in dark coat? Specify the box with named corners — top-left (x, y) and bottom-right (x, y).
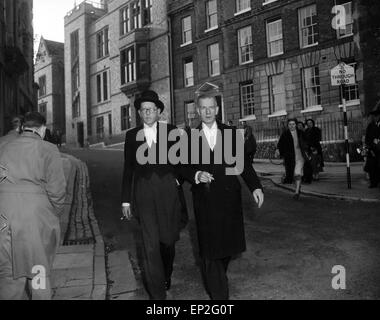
top-left (277, 118), bottom-right (309, 199)
top-left (305, 119), bottom-right (324, 171)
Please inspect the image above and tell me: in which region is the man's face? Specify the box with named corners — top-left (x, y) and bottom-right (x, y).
top-left (307, 120), bottom-right (314, 128)
top-left (288, 121), bottom-right (297, 131)
top-left (139, 101), bottom-right (160, 126)
top-left (197, 97), bottom-right (219, 126)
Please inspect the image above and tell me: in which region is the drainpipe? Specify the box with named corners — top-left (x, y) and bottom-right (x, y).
top-left (167, 16), bottom-right (175, 124)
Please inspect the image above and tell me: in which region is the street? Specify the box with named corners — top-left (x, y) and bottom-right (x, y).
top-left (65, 148), bottom-right (380, 300)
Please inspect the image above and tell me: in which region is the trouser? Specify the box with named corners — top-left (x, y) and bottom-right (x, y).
top-left (201, 257), bottom-right (231, 300)
top-left (0, 229), bottom-right (52, 300)
top-left (367, 156), bottom-right (380, 186)
top-left (135, 173), bottom-right (180, 300)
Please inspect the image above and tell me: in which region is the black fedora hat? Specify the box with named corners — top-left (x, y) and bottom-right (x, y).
top-left (134, 90), bottom-right (165, 112)
top-left (370, 99), bottom-right (380, 115)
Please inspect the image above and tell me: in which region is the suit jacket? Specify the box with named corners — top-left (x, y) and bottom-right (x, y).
top-left (365, 121), bottom-right (380, 156)
top-left (180, 122), bottom-right (262, 259)
top-left (121, 122), bottom-right (181, 204)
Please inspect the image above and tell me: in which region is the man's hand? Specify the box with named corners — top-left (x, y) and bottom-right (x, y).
top-left (198, 171), bottom-right (215, 184)
top-left (121, 204), bottom-right (132, 221)
top-left (253, 189), bottom-right (264, 208)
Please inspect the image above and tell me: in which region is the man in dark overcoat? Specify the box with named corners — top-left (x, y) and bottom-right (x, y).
top-left (121, 90), bottom-right (184, 300)
top-left (180, 92), bottom-right (264, 300)
top-left (365, 103), bottom-right (380, 188)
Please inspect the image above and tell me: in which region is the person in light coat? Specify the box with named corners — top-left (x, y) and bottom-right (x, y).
top-left (0, 112), bottom-right (66, 300)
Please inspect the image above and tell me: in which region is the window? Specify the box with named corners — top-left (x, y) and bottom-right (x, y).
top-left (266, 19), bottom-right (283, 57)
top-left (121, 46), bottom-right (136, 84)
top-left (182, 16), bottom-right (192, 45)
top-left (38, 75), bottom-right (46, 97)
top-left (185, 101), bottom-right (196, 124)
top-left (206, 0), bottom-right (218, 31)
top-left (184, 57), bottom-right (194, 87)
top-left (236, 0), bottom-right (251, 13)
top-left (72, 95), bottom-right (80, 118)
top-left (269, 74), bottom-right (286, 114)
top-left (121, 105), bottom-right (131, 131)
top-left (299, 5), bottom-right (318, 48)
top-left (143, 0), bottom-right (152, 25)
top-left (96, 71), bottom-right (109, 103)
top-left (341, 62), bottom-right (359, 103)
top-left (71, 30), bottom-right (79, 62)
top-left (96, 116), bottom-right (104, 139)
top-left (337, 2), bottom-right (353, 38)
top-left (120, 6), bottom-right (130, 35)
top-left (137, 44), bottom-right (149, 79)
top-left (302, 66), bottom-right (321, 108)
top-left (39, 103), bottom-right (47, 119)
top-left (72, 64), bottom-right (80, 95)
top-left (97, 27), bottom-right (109, 59)
top-left (240, 82), bottom-right (255, 116)
top-left (131, 0), bottom-right (141, 30)
top-left (238, 26), bottom-right (253, 64)
top-left (108, 114), bottom-right (112, 136)
top-left (208, 43), bottom-right (220, 77)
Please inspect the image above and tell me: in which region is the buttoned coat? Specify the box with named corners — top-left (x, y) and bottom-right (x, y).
top-left (0, 132), bottom-right (66, 278)
top-left (180, 122), bottom-right (262, 260)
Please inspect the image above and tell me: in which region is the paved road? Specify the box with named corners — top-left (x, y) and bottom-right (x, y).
top-left (65, 148), bottom-right (380, 300)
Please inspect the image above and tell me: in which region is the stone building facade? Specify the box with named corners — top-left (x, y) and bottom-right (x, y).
top-left (34, 37), bottom-right (66, 136)
top-left (0, 0), bottom-right (37, 136)
top-left (64, 0), bottom-right (171, 147)
top-left (169, 2), bottom-right (365, 123)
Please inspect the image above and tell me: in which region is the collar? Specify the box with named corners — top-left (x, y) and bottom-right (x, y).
top-left (202, 122), bottom-right (217, 132)
top-left (23, 129), bottom-right (43, 139)
top-left (144, 122), bottom-right (158, 131)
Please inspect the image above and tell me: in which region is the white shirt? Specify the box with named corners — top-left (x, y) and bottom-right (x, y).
top-left (202, 122), bottom-right (218, 151)
top-left (144, 122), bottom-right (157, 148)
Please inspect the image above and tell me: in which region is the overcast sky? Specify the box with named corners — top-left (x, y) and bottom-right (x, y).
top-left (33, 0), bottom-right (76, 51)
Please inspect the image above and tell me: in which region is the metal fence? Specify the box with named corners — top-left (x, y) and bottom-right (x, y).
top-left (252, 112), bottom-right (369, 144)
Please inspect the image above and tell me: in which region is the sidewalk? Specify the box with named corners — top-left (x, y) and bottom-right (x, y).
top-left (254, 159), bottom-right (380, 202)
top-left (51, 154), bottom-right (107, 300)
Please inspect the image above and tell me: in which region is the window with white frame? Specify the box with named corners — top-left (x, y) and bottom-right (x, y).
top-left (120, 6), bottom-right (130, 35)
top-left (38, 75), bottom-right (46, 97)
top-left (236, 0), bottom-right (251, 13)
top-left (39, 102), bottom-right (47, 119)
top-left (341, 62), bottom-right (359, 103)
top-left (266, 19), bottom-right (283, 57)
top-left (269, 74), bottom-right (286, 114)
top-left (302, 66), bottom-right (321, 108)
top-left (238, 26), bottom-right (253, 64)
top-left (240, 82), bottom-right (255, 116)
top-left (96, 71), bottom-right (109, 103)
top-left (208, 43), bottom-right (220, 76)
top-left (131, 0), bottom-right (141, 30)
top-left (96, 27), bottom-right (109, 59)
top-left (184, 57), bottom-right (194, 87)
top-left (337, 2), bottom-right (353, 38)
top-left (121, 105), bottom-right (131, 131)
top-left (298, 4), bottom-right (318, 48)
top-left (182, 16), bottom-right (192, 45)
top-left (142, 0), bottom-right (153, 26)
top-left (206, 0), bottom-right (218, 30)
top-left (121, 46), bottom-right (136, 84)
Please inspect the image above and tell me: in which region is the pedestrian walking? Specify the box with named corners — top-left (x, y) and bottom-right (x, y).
top-left (277, 118), bottom-right (309, 199)
top-left (364, 102), bottom-right (380, 188)
top-left (121, 90), bottom-right (184, 300)
top-left (0, 112), bottom-right (66, 300)
top-left (297, 121), bottom-right (313, 184)
top-left (179, 90), bottom-right (264, 300)
top-left (305, 119), bottom-right (324, 171)
top-left (244, 124), bottom-right (257, 165)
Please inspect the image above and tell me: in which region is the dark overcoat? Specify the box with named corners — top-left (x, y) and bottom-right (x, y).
top-left (180, 122), bottom-right (262, 260)
top-left (121, 122), bottom-right (183, 245)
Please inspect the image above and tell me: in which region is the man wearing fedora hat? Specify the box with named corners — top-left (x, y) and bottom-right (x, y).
top-left (365, 101), bottom-right (380, 188)
top-left (121, 90), bottom-right (184, 300)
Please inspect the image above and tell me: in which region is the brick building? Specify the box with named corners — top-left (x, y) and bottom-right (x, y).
top-left (34, 37), bottom-right (66, 137)
top-left (64, 0), bottom-right (171, 147)
top-left (0, 0), bottom-right (37, 136)
top-left (168, 0), bottom-right (378, 160)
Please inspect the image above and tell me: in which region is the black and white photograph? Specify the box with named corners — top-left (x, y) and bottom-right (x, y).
top-left (0, 0), bottom-right (380, 308)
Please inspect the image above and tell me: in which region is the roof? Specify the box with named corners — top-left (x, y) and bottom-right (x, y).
top-left (44, 39), bottom-right (64, 56)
